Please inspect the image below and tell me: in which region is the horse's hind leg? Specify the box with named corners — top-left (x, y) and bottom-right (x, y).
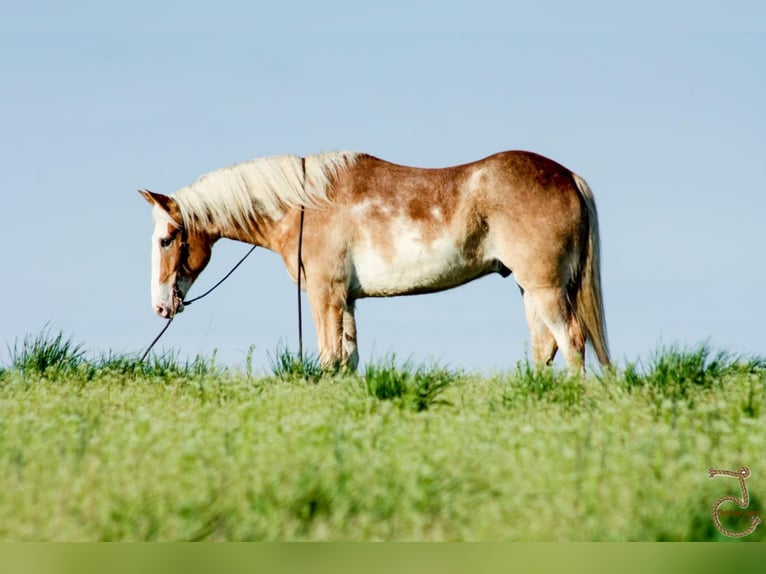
top-left (522, 286), bottom-right (585, 371)
top-left (521, 288), bottom-right (558, 365)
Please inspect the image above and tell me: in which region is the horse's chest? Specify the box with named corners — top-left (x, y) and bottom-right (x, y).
top-left (349, 226), bottom-right (482, 296)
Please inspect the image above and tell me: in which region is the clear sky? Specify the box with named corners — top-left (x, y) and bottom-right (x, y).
top-left (2, 0), bottom-right (764, 373)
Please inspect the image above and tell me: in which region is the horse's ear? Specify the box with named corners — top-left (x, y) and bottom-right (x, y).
top-left (138, 189), bottom-right (174, 212)
top-left (138, 189), bottom-right (183, 224)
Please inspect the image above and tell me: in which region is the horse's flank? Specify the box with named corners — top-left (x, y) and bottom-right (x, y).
top-left (142, 150), bottom-right (610, 371)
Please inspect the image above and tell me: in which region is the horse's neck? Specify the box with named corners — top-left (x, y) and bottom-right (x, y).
top-left (217, 208), bottom-right (300, 257)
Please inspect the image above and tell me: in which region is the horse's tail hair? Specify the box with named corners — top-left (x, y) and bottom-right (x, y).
top-left (571, 173), bottom-right (610, 367)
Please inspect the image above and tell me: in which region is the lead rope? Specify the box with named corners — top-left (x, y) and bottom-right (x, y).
top-left (139, 245), bottom-right (257, 362)
top-left (297, 156), bottom-right (306, 363)
top-left (139, 316), bottom-right (175, 362)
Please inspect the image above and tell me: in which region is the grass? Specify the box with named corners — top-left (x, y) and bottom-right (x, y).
top-left (9, 326), bottom-right (85, 378)
top-left (623, 343), bottom-right (766, 397)
top-left (362, 356), bottom-right (460, 412)
top-left (6, 327), bottom-right (221, 381)
top-left (267, 344), bottom-right (325, 382)
top-left (0, 331), bottom-right (765, 540)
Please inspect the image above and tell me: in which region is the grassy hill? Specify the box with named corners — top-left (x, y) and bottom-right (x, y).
top-left (0, 331), bottom-right (764, 540)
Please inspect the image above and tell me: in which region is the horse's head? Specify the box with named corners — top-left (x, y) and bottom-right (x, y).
top-left (139, 190), bottom-right (214, 318)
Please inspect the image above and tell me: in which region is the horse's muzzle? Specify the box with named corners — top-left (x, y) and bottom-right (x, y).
top-left (154, 301), bottom-right (184, 318)
top-left (155, 288), bottom-right (185, 318)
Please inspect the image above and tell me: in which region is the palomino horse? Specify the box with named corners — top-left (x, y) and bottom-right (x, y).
top-left (139, 151), bottom-right (609, 371)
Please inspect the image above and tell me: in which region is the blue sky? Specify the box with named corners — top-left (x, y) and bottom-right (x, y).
top-left (1, 0), bottom-right (764, 372)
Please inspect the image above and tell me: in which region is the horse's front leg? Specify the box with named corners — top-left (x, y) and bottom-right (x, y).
top-left (308, 286), bottom-right (351, 371)
top-left (342, 300), bottom-right (359, 370)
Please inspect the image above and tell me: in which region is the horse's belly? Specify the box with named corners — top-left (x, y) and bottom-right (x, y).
top-left (350, 234), bottom-right (488, 297)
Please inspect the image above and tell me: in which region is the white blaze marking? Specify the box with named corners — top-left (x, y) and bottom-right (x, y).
top-left (150, 206), bottom-right (178, 312)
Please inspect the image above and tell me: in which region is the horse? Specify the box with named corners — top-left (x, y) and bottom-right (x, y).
top-left (139, 150), bottom-right (609, 371)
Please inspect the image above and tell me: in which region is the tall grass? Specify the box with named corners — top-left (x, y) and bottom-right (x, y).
top-left (268, 344), bottom-right (324, 382)
top-left (362, 356), bottom-right (460, 412)
top-left (96, 349), bottom-right (221, 379)
top-left (623, 344), bottom-right (766, 398)
top-left (9, 327), bottom-right (85, 377)
top-left (6, 328), bottom-right (221, 381)
top-left (503, 361), bottom-right (586, 411)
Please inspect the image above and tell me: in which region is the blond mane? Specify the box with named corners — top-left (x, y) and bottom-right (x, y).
top-left (173, 151), bottom-right (360, 232)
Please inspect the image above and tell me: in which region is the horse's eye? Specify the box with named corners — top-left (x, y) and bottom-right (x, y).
top-left (160, 237), bottom-right (174, 248)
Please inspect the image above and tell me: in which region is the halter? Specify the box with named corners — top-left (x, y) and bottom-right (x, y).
top-left (140, 157), bottom-right (307, 363)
